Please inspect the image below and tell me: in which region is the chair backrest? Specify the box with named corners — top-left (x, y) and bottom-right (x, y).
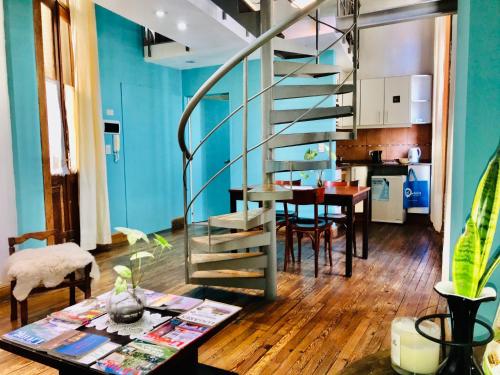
top-left (323, 180), bottom-right (347, 188)
top-left (349, 180), bottom-right (359, 187)
top-left (8, 230), bottom-right (76, 255)
top-left (284, 187), bottom-right (325, 227)
top-left (275, 179), bottom-right (301, 186)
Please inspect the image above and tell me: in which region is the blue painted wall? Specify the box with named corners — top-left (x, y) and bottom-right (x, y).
top-left (3, 0), bottom-right (46, 236)
top-left (182, 52), bottom-right (337, 217)
top-left (450, 0), bottom-right (500, 323)
top-left (95, 5), bottom-right (184, 233)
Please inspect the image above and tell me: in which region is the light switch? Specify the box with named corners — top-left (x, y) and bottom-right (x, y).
top-left (106, 109), bottom-right (114, 116)
top-left (105, 144), bottom-right (112, 155)
top-left (318, 143), bottom-right (325, 153)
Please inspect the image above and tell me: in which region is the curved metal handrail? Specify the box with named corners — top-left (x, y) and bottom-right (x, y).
top-left (183, 70), bottom-right (354, 216)
top-left (178, 0), bottom-right (329, 159)
top-left (183, 21), bottom-right (356, 175)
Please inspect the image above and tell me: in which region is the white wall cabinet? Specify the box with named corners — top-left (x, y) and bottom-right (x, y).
top-left (337, 74), bottom-right (432, 129)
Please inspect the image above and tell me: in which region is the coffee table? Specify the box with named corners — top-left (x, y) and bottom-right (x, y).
top-left (0, 308), bottom-right (238, 374)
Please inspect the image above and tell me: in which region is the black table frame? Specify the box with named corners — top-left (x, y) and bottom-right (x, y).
top-left (0, 308), bottom-right (237, 374)
top-left (229, 187), bottom-right (371, 277)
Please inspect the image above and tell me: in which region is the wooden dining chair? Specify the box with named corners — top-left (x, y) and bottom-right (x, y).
top-left (323, 180), bottom-right (359, 255)
top-left (275, 179), bottom-right (302, 231)
top-left (283, 187), bottom-right (333, 277)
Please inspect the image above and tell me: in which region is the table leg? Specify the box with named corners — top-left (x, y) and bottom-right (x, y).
top-left (230, 192), bottom-right (237, 213)
top-left (346, 203), bottom-right (354, 277)
top-left (362, 193), bottom-right (370, 260)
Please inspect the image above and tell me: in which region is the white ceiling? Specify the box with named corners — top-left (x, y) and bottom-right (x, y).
top-left (93, 0), bottom-right (343, 69)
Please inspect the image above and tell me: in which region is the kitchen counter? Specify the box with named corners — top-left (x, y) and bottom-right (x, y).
top-left (336, 160), bottom-right (432, 168)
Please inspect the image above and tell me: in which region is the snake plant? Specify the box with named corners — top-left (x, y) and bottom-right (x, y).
top-left (452, 146), bottom-right (500, 298)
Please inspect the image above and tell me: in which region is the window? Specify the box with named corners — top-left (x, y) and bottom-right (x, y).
top-left (40, 0), bottom-right (77, 176)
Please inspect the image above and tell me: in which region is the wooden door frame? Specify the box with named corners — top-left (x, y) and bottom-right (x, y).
top-left (32, 0), bottom-right (54, 234)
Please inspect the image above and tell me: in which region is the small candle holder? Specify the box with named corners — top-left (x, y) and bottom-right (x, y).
top-left (391, 317), bottom-right (441, 375)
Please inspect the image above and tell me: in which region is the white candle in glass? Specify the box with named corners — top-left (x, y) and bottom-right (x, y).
top-left (391, 317), bottom-right (440, 374)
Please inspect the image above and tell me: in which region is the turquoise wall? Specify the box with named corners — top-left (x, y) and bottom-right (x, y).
top-left (182, 52), bottom-right (337, 218)
top-left (3, 0), bottom-right (46, 236)
top-left (451, 0), bottom-right (500, 323)
top-left (95, 5), bottom-right (184, 234)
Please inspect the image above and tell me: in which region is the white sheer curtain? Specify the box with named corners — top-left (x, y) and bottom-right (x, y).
top-left (430, 16), bottom-right (452, 233)
top-left (69, 0), bottom-right (111, 250)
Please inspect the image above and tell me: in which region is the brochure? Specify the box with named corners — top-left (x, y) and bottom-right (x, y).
top-left (50, 298), bottom-right (107, 325)
top-left (177, 300), bottom-right (241, 327)
top-left (50, 331), bottom-right (110, 358)
top-left (141, 322), bottom-right (202, 350)
top-left (170, 318), bottom-right (210, 333)
top-left (147, 294), bottom-right (203, 312)
top-left (93, 341), bottom-right (172, 375)
top-left (2, 318), bottom-right (81, 348)
top-left (76, 342), bottom-right (121, 365)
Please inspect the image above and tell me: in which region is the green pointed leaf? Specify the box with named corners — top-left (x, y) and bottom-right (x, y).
top-left (153, 234), bottom-right (172, 250)
top-left (452, 218), bottom-right (482, 297)
top-left (477, 247), bottom-right (500, 296)
top-left (130, 251), bottom-right (154, 261)
top-left (471, 150), bottom-right (500, 277)
top-left (304, 148), bottom-right (318, 161)
top-left (114, 276), bottom-right (128, 294)
top-left (113, 265), bottom-right (132, 279)
top-left (115, 227), bottom-right (149, 245)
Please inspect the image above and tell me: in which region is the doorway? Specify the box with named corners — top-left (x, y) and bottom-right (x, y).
top-left (187, 94), bottom-right (231, 223)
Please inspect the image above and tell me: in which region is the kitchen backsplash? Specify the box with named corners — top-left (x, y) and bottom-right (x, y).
top-left (336, 124), bottom-right (432, 161)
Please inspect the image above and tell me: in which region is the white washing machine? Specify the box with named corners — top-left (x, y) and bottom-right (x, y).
top-left (371, 175), bottom-right (407, 224)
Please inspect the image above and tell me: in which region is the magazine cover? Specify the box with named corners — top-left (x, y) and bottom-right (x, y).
top-left (93, 342), bottom-right (170, 375)
top-left (148, 294), bottom-right (203, 312)
top-left (2, 318), bottom-right (81, 348)
top-left (177, 300), bottom-right (241, 327)
top-left (171, 318), bottom-right (210, 333)
top-left (50, 331), bottom-right (110, 358)
top-left (50, 298), bottom-right (106, 325)
top-left (76, 342), bottom-right (121, 365)
top-left (128, 340), bottom-right (177, 359)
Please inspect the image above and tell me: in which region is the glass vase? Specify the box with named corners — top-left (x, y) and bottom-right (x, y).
top-left (106, 287), bottom-right (146, 324)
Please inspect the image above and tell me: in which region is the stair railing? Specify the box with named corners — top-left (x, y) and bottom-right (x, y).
top-left (178, 0), bottom-right (359, 282)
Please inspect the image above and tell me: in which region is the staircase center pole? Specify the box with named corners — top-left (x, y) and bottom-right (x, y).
top-left (260, 0), bottom-right (277, 301)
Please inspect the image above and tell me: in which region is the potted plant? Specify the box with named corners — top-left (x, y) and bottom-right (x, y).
top-left (300, 146), bottom-right (336, 187)
top-left (107, 227), bottom-right (172, 324)
top-left (433, 147), bottom-right (500, 374)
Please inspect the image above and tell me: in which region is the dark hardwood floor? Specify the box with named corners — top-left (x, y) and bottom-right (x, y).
top-left (0, 221), bottom-right (446, 374)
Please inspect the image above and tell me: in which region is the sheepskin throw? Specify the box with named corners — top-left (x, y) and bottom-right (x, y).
top-left (7, 243), bottom-right (100, 301)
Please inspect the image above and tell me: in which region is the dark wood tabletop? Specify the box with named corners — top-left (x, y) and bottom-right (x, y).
top-left (0, 308), bottom-right (238, 375)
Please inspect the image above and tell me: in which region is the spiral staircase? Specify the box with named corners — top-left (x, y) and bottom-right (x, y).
top-left (177, 0), bottom-right (359, 300)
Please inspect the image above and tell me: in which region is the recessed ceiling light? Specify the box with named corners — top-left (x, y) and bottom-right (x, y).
top-left (155, 10), bottom-right (165, 18)
top-left (177, 21), bottom-right (187, 31)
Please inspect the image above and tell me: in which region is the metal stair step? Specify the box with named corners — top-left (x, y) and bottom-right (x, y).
top-left (247, 184), bottom-right (293, 201)
top-left (273, 84), bottom-right (354, 100)
top-left (190, 252), bottom-right (267, 271)
top-left (191, 231), bottom-right (271, 253)
top-left (189, 270), bottom-right (266, 290)
top-left (268, 131), bottom-right (354, 149)
top-left (274, 61), bottom-right (342, 78)
top-left (265, 160), bottom-right (331, 173)
top-left (271, 106), bottom-right (353, 125)
top-left (209, 207), bottom-right (273, 230)
top-left (273, 38), bottom-right (316, 59)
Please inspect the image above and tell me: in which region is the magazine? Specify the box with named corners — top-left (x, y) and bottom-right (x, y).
top-left (177, 300), bottom-right (241, 327)
top-left (40, 330), bottom-right (82, 351)
top-left (50, 298), bottom-right (107, 325)
top-left (141, 322), bottom-right (202, 350)
top-left (2, 318), bottom-right (81, 348)
top-left (76, 342), bottom-right (121, 365)
top-left (170, 318), bottom-right (210, 333)
top-left (147, 294), bottom-right (203, 312)
top-left (93, 340), bottom-right (173, 375)
top-left (50, 331), bottom-right (110, 358)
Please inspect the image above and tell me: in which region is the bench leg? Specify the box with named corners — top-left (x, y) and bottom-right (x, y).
top-left (10, 281), bottom-right (17, 321)
top-left (69, 272), bottom-right (76, 305)
top-left (20, 299), bottom-right (28, 326)
top-left (84, 264), bottom-right (92, 299)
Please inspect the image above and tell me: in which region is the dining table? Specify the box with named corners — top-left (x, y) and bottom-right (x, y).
top-left (228, 185), bottom-right (371, 277)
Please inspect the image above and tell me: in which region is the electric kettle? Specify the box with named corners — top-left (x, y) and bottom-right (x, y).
top-left (408, 147), bottom-right (421, 164)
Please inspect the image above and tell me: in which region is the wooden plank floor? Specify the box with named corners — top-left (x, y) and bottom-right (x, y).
top-left (0, 221), bottom-right (446, 374)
